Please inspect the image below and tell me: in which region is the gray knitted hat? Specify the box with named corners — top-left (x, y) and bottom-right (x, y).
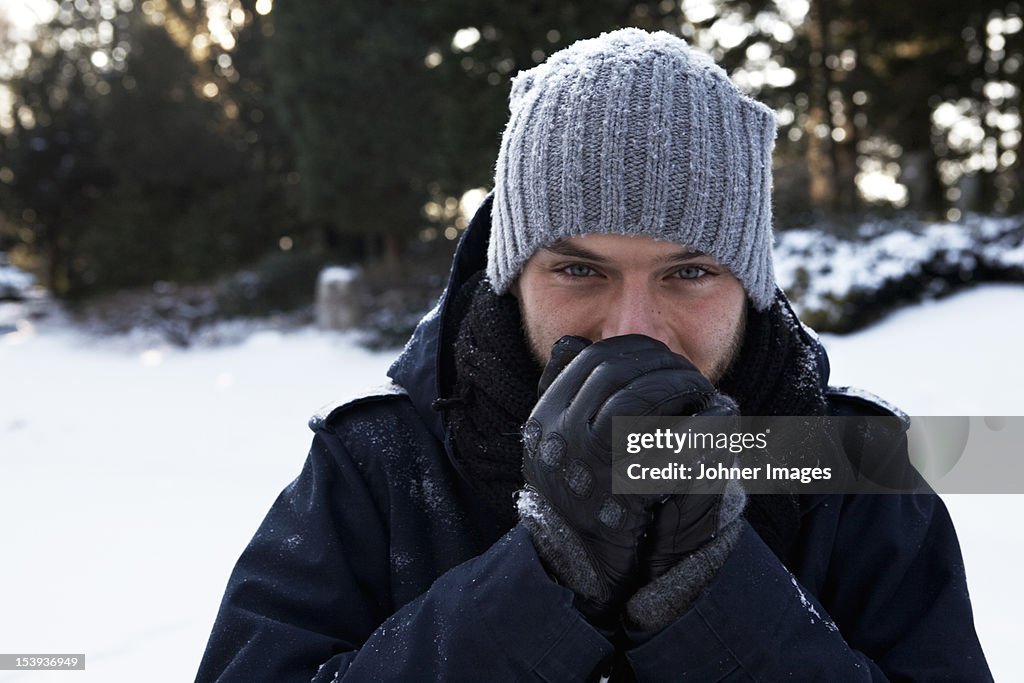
top-left (488, 28), bottom-right (778, 310)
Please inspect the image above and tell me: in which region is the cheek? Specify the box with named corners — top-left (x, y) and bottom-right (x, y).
top-left (519, 287), bottom-right (601, 362)
top-left (668, 290), bottom-right (746, 370)
top-left (673, 307), bottom-right (722, 353)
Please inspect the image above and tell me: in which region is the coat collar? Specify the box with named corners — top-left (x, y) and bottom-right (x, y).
top-left (387, 193), bottom-right (494, 445)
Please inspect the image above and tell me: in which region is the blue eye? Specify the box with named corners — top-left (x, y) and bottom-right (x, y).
top-left (563, 264), bottom-right (596, 277)
top-left (674, 265), bottom-right (708, 280)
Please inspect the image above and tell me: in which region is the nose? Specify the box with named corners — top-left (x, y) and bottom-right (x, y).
top-left (601, 280), bottom-right (673, 348)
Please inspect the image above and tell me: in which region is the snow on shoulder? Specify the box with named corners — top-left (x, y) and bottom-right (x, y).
top-left (309, 381), bottom-right (408, 431)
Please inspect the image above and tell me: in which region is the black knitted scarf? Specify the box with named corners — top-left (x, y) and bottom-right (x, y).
top-left (719, 295), bottom-right (829, 561)
top-left (440, 273), bottom-right (542, 528)
top-left (441, 273), bottom-right (827, 561)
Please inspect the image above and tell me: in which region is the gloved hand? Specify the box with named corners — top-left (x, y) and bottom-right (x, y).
top-left (641, 393), bottom-right (746, 583)
top-left (519, 334), bottom-right (722, 629)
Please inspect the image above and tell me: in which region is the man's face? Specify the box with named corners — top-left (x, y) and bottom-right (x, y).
top-left (512, 233), bottom-right (747, 383)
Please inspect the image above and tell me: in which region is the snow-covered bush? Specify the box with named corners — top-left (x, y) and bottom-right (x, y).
top-left (776, 215), bottom-right (1024, 332)
top-left (0, 253), bottom-right (35, 300)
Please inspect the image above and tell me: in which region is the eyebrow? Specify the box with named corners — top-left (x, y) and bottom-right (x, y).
top-left (541, 240), bottom-right (708, 264)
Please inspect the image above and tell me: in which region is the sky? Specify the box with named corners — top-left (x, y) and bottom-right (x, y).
top-left (2, 0), bottom-right (56, 39)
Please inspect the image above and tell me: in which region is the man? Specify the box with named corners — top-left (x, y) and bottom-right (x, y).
top-left (196, 29), bottom-right (991, 681)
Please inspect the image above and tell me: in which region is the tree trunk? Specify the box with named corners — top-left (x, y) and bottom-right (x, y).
top-left (805, 0), bottom-right (836, 213)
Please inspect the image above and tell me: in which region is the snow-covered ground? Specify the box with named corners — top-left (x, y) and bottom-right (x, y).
top-left (1, 285), bottom-right (1022, 681)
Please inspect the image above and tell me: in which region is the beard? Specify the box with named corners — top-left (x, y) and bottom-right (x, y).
top-left (706, 303), bottom-right (747, 385)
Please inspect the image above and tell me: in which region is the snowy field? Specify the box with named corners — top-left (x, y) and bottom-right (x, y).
top-left (1, 284), bottom-right (1023, 682)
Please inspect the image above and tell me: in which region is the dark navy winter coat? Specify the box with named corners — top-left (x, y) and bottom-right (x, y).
top-left (196, 199), bottom-right (992, 682)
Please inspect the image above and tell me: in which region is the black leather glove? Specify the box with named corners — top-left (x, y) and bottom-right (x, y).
top-left (641, 393), bottom-right (745, 583)
top-left (520, 334), bottom-right (721, 628)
